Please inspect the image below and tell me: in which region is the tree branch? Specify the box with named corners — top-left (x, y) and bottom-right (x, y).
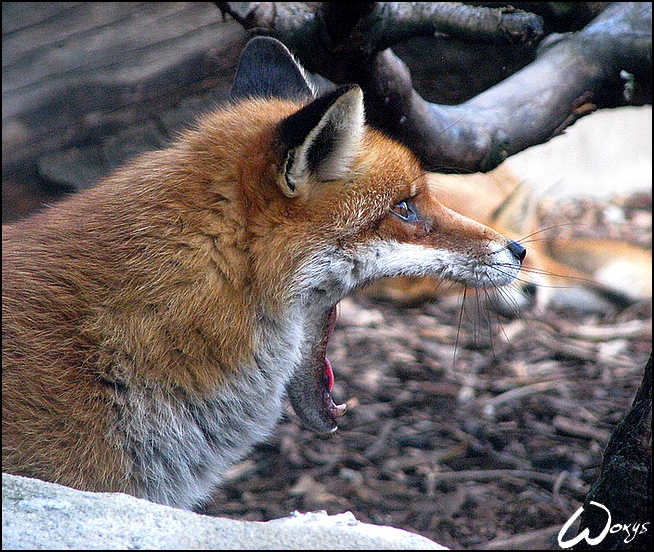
top-left (218, 2), bottom-right (652, 172)
top-left (323, 2), bottom-right (545, 53)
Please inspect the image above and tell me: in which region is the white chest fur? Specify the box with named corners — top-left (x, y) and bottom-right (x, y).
top-left (116, 312), bottom-right (307, 509)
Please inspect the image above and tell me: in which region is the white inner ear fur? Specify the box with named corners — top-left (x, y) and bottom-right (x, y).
top-left (285, 87), bottom-right (364, 196)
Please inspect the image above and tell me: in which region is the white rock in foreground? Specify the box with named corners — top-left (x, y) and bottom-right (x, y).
top-left (2, 473), bottom-right (447, 550)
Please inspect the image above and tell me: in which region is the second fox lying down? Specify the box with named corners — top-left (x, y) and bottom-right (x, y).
top-left (2, 37), bottom-right (525, 509)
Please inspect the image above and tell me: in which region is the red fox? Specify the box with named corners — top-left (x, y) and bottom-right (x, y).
top-left (2, 37), bottom-right (525, 510)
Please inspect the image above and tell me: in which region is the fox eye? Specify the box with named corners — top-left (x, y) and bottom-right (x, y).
top-left (391, 199), bottom-right (419, 223)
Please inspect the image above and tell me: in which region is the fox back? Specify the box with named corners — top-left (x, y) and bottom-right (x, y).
top-left (2, 37), bottom-right (525, 509)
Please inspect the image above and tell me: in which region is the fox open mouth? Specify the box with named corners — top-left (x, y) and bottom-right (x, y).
top-left (287, 305), bottom-right (347, 433)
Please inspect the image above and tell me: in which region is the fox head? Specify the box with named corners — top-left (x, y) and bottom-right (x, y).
top-left (225, 37), bottom-right (526, 433)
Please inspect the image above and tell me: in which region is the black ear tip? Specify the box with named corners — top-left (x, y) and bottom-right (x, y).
top-left (241, 36), bottom-right (290, 58)
top-left (236, 36), bottom-right (295, 75)
top-left (231, 36), bottom-right (314, 102)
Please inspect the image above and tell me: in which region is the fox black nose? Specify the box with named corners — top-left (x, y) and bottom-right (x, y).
top-left (507, 240), bottom-right (526, 263)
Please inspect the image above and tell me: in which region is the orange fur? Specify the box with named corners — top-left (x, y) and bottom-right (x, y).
top-left (3, 39), bottom-right (526, 508)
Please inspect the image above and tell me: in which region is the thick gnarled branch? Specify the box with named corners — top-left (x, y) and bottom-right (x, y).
top-left (218, 2), bottom-right (652, 172)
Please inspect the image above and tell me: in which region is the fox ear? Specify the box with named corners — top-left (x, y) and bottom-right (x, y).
top-left (231, 36), bottom-right (314, 101)
top-left (278, 85), bottom-right (364, 197)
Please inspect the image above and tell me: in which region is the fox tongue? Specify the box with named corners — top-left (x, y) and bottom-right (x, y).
top-left (287, 306), bottom-right (347, 433)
